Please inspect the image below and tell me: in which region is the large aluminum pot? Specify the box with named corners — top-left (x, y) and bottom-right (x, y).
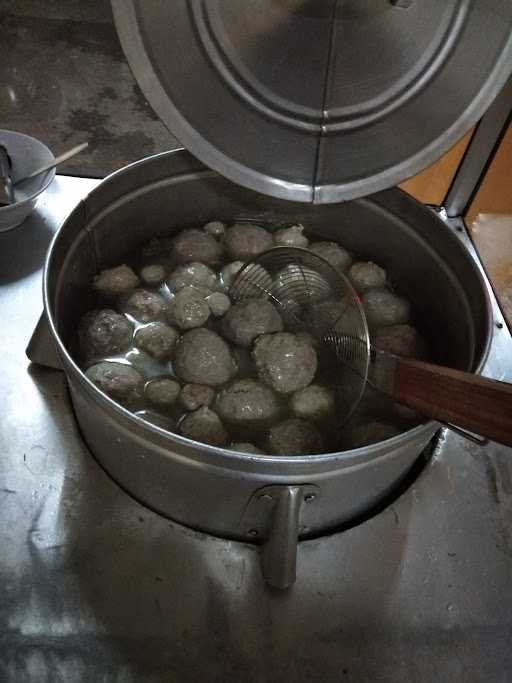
top-left (43, 150), bottom-right (491, 587)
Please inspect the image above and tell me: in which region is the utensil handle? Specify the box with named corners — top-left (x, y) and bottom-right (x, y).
top-left (393, 359), bottom-right (512, 447)
top-left (14, 142), bottom-right (89, 186)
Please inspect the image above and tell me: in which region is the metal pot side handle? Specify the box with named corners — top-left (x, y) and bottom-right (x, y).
top-left (26, 311), bottom-right (63, 370)
top-left (242, 484), bottom-right (320, 590)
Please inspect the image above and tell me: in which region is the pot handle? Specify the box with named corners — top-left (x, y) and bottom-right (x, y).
top-left (26, 312), bottom-right (63, 370)
top-left (242, 484), bottom-right (319, 590)
top-left (260, 485), bottom-right (303, 590)
top-left (394, 358), bottom-right (512, 447)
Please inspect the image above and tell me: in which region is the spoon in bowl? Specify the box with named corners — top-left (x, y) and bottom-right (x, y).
top-left (13, 141), bottom-right (89, 188)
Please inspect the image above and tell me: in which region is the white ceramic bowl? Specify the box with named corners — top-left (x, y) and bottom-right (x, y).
top-left (0, 130), bottom-right (55, 232)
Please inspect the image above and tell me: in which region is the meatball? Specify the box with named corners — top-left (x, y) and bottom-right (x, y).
top-left (140, 264), bottom-right (166, 287)
top-left (317, 300), bottom-right (349, 326)
top-left (172, 228), bottom-right (222, 265)
top-left (168, 286), bottom-right (211, 330)
top-left (252, 333), bottom-right (317, 394)
top-left (134, 322), bottom-right (178, 360)
top-left (348, 261), bottom-right (386, 293)
top-left (180, 383), bottom-right (216, 411)
top-left (344, 420), bottom-right (400, 448)
top-left (373, 324), bottom-right (428, 360)
top-left (174, 328), bottom-right (238, 386)
top-left (303, 298), bottom-right (349, 332)
top-left (220, 261), bottom-right (245, 291)
top-left (290, 384), bottom-right (336, 422)
top-left (206, 292), bottom-right (231, 317)
top-left (223, 223), bottom-right (273, 261)
top-left (93, 264), bottom-right (140, 299)
top-left (85, 361), bottom-right (143, 406)
top-left (203, 220), bottom-right (226, 238)
top-left (310, 242), bottom-right (352, 273)
top-left (215, 379), bottom-right (281, 432)
top-left (179, 406), bottom-right (228, 447)
top-left (167, 262), bottom-right (217, 292)
top-left (273, 224), bottom-right (309, 248)
top-left (363, 288), bottom-right (410, 328)
top-left (145, 378), bottom-right (181, 406)
top-left (268, 418), bottom-right (324, 455)
top-left (230, 442), bottom-right (265, 455)
top-left (135, 410), bottom-right (175, 431)
top-left (121, 289), bottom-right (167, 323)
top-left (79, 309), bottom-right (133, 359)
top-left (222, 300), bottom-right (283, 347)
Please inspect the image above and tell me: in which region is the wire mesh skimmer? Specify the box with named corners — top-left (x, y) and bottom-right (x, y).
top-left (230, 246), bottom-right (512, 446)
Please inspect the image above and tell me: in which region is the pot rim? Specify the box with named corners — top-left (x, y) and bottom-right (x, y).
top-left (43, 149), bottom-right (493, 466)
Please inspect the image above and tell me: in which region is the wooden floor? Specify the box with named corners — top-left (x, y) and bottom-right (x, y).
top-left (400, 125), bottom-right (512, 330)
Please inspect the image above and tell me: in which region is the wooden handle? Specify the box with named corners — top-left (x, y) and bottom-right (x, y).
top-left (393, 359), bottom-right (512, 447)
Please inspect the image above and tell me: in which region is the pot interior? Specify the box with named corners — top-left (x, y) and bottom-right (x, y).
top-left (47, 152), bottom-right (490, 446)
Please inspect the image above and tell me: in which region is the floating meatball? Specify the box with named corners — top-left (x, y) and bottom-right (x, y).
top-left (220, 261), bottom-right (245, 291)
top-left (215, 379), bottom-right (281, 432)
top-left (206, 291), bottom-right (231, 317)
top-left (273, 224), bottom-right (309, 248)
top-left (252, 333), bottom-right (317, 394)
top-left (222, 300), bottom-right (283, 347)
top-left (203, 220), bottom-right (226, 238)
top-left (135, 410), bottom-right (175, 431)
top-left (93, 264), bottom-right (140, 298)
top-left (180, 383), bottom-right (216, 411)
top-left (174, 328), bottom-right (238, 386)
top-left (85, 361), bottom-right (143, 406)
top-left (121, 289), bottom-right (167, 323)
top-left (223, 223), bottom-right (273, 261)
top-left (168, 286), bottom-right (211, 329)
top-left (373, 324), bottom-right (428, 360)
top-left (179, 407), bottom-right (228, 446)
top-left (140, 264), bottom-right (166, 287)
top-left (79, 309), bottom-right (133, 359)
top-left (348, 261), bottom-right (386, 293)
top-left (363, 288), bottom-right (410, 328)
top-left (268, 418), bottom-right (324, 455)
top-left (145, 378), bottom-right (181, 406)
top-left (134, 322), bottom-right (178, 360)
top-left (172, 228), bottom-right (222, 265)
top-left (290, 384), bottom-right (336, 422)
top-left (304, 298), bottom-right (349, 332)
top-left (230, 442), bottom-right (265, 455)
top-left (167, 262), bottom-right (217, 292)
top-left (344, 420), bottom-right (400, 448)
top-left (310, 241), bottom-right (352, 273)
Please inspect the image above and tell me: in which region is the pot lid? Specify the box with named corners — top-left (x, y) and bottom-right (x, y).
top-left (112, 0), bottom-right (512, 204)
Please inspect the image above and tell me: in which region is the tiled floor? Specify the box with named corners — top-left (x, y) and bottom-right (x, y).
top-left (0, 0), bottom-right (177, 176)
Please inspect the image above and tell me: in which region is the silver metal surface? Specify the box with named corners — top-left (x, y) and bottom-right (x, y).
top-left (243, 484), bottom-right (319, 589)
top-left (42, 150), bottom-right (490, 556)
top-left (1, 176), bottom-right (512, 679)
top-left (26, 312), bottom-right (62, 370)
top-left (112, 0), bottom-right (512, 203)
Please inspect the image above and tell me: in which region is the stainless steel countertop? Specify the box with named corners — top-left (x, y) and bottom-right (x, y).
top-left (1, 177), bottom-right (512, 682)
